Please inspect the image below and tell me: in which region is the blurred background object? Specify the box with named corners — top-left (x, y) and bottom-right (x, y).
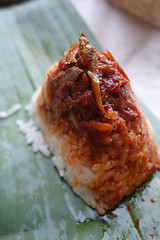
top-left (0, 0), bottom-right (28, 6)
top-left (107, 0), bottom-right (160, 28)
top-left (71, 0), bottom-right (160, 121)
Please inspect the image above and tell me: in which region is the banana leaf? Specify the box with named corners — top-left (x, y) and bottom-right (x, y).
top-left (0, 0), bottom-right (160, 239)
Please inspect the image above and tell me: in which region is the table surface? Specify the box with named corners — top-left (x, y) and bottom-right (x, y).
top-left (71, 0), bottom-right (160, 121)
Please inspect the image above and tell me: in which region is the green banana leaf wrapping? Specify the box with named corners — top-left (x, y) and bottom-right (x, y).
top-left (0, 0), bottom-right (160, 239)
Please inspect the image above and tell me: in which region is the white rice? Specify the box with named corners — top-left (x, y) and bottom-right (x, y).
top-left (16, 88), bottom-right (99, 214)
top-left (16, 89), bottom-right (50, 157)
top-left (0, 103), bottom-right (21, 118)
top-left (17, 118), bottom-right (50, 157)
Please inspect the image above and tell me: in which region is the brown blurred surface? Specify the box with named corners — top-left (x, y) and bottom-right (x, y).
top-left (107, 0), bottom-right (160, 28)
